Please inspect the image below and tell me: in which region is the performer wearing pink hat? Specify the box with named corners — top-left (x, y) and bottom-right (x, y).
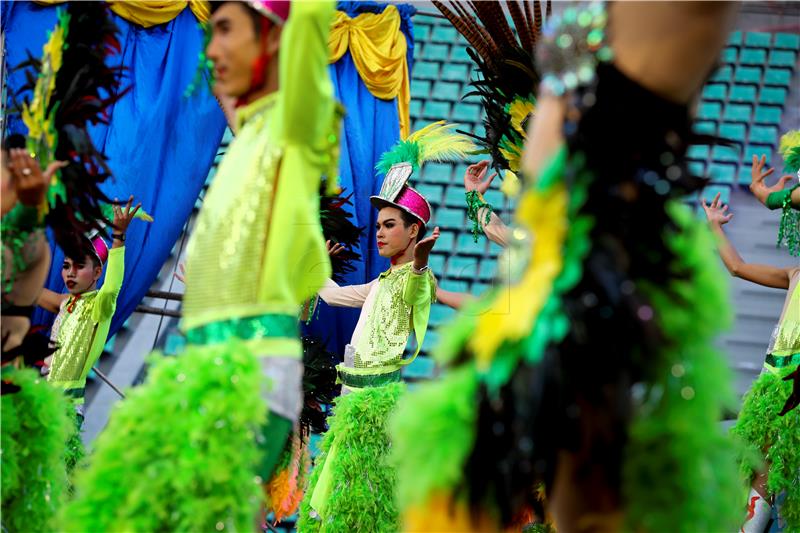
top-left (297, 122), bottom-right (473, 532)
top-left (37, 196), bottom-right (142, 425)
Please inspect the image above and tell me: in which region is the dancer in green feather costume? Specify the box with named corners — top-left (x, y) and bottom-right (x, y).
top-left (702, 193), bottom-right (800, 532)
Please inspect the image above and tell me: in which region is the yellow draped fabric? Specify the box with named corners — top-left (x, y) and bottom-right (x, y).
top-left (34, 1), bottom-right (209, 27)
top-left (328, 5), bottom-right (411, 139)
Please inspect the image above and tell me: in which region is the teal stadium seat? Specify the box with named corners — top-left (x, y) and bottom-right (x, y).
top-left (774, 32), bottom-right (800, 51)
top-left (702, 84), bottom-right (727, 101)
top-left (745, 32), bottom-right (771, 48)
top-left (414, 24), bottom-right (431, 43)
top-left (759, 87), bottom-right (787, 105)
top-left (441, 63), bottom-right (468, 81)
top-left (414, 61), bottom-right (439, 81)
top-left (729, 85), bottom-right (756, 103)
top-left (445, 186), bottom-right (467, 208)
top-left (711, 66), bottom-right (733, 84)
top-left (718, 123), bottom-right (746, 144)
top-left (754, 105), bottom-right (782, 125)
top-left (722, 47), bottom-right (738, 64)
top-left (750, 125), bottom-right (777, 146)
top-left (712, 145), bottom-right (739, 164)
top-left (734, 66), bottom-right (761, 84)
top-left (687, 145), bottom-right (710, 161)
top-left (431, 25), bottom-right (458, 44)
top-left (436, 207), bottom-right (464, 230)
top-left (708, 164), bottom-right (736, 185)
top-left (434, 230), bottom-right (455, 253)
top-left (698, 102), bottom-right (722, 121)
top-left (450, 45), bottom-right (472, 64)
top-left (423, 43), bottom-right (449, 62)
top-left (723, 104), bottom-right (751, 123)
top-left (764, 68), bottom-right (792, 88)
top-left (448, 255), bottom-right (478, 279)
top-left (433, 81), bottom-right (461, 102)
top-left (694, 121), bottom-right (717, 136)
top-left (422, 163), bottom-right (453, 184)
top-left (417, 184), bottom-right (444, 206)
top-left (428, 254), bottom-right (446, 275)
top-left (423, 100), bottom-right (450, 120)
top-left (452, 102), bottom-right (481, 123)
top-left (409, 98), bottom-right (422, 118)
top-left (739, 48), bottom-right (767, 67)
top-left (689, 161), bottom-right (705, 177)
top-left (727, 30), bottom-right (743, 47)
top-left (768, 50), bottom-right (797, 68)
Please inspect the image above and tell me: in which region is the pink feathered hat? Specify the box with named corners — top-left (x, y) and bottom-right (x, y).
top-left (370, 162), bottom-right (432, 226)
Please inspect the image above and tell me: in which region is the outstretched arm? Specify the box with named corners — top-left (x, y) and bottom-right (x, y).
top-left (436, 287), bottom-right (473, 310)
top-left (701, 193), bottom-right (791, 289)
top-left (38, 288), bottom-right (68, 313)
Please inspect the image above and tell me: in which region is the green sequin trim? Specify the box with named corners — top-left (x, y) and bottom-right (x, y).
top-left (1, 204), bottom-right (44, 293)
top-left (185, 313), bottom-right (298, 345)
top-left (465, 190), bottom-right (493, 243)
top-left (765, 352), bottom-right (800, 369)
top-left (776, 185), bottom-right (800, 256)
top-left (338, 368), bottom-right (402, 389)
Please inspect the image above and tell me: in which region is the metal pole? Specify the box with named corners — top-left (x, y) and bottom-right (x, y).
top-left (135, 305), bottom-right (181, 318)
top-left (145, 289), bottom-right (183, 301)
top-left (92, 366), bottom-right (126, 399)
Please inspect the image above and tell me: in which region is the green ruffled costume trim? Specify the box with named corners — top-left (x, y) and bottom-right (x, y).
top-left (623, 203), bottom-right (743, 532)
top-left (61, 340), bottom-right (268, 532)
top-left (390, 364), bottom-right (479, 512)
top-left (732, 365), bottom-right (800, 531)
top-left (298, 382), bottom-right (404, 533)
top-left (1, 367), bottom-right (72, 533)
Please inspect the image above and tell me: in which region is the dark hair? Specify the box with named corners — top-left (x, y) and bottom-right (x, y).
top-left (209, 1), bottom-right (263, 36)
top-left (3, 134), bottom-right (26, 151)
top-left (398, 209), bottom-right (427, 241)
top-left (66, 245), bottom-right (101, 270)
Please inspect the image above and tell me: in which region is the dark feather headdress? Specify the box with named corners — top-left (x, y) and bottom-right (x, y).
top-left (433, 1), bottom-right (550, 177)
top-left (15, 3), bottom-right (130, 258)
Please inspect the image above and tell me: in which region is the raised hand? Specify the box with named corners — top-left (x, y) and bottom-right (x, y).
top-left (463, 160), bottom-right (497, 195)
top-left (9, 148), bottom-right (67, 206)
top-left (413, 226), bottom-right (440, 270)
top-left (112, 195), bottom-right (142, 235)
top-left (700, 192), bottom-right (733, 226)
top-left (750, 154), bottom-right (793, 205)
top-left (326, 239), bottom-right (345, 257)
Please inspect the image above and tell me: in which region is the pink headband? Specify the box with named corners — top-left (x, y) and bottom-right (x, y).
top-left (88, 235), bottom-right (109, 265)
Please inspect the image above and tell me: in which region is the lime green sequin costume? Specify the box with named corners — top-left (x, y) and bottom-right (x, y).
top-left (298, 262), bottom-right (435, 532)
top-left (48, 246), bottom-right (124, 407)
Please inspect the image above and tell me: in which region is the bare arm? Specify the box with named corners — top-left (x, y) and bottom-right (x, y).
top-left (38, 288), bottom-right (68, 313)
top-left (701, 193), bottom-right (791, 289)
top-left (436, 287), bottom-right (473, 310)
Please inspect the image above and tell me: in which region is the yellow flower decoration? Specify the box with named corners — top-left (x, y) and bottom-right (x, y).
top-left (468, 181), bottom-right (568, 369)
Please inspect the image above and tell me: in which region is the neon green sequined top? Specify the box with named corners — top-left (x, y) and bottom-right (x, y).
top-left (180, 0), bottom-right (336, 359)
top-left (320, 262), bottom-right (436, 375)
top-left (766, 268), bottom-right (800, 369)
top-left (48, 246), bottom-right (124, 402)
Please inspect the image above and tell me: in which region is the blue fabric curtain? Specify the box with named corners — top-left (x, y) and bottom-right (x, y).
top-left (2, 2), bottom-right (226, 337)
top-left (303, 1), bottom-right (416, 357)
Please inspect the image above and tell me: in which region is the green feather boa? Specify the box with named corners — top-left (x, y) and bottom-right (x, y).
top-left (732, 365), bottom-right (800, 530)
top-left (1, 367), bottom-right (72, 533)
top-left (622, 202), bottom-right (743, 532)
top-left (62, 340), bottom-right (268, 532)
top-left (298, 382), bottom-right (404, 533)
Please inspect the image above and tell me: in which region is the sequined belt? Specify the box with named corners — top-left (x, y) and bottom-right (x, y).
top-left (185, 313), bottom-right (298, 346)
top-left (337, 366), bottom-right (402, 389)
top-left (765, 352), bottom-right (800, 369)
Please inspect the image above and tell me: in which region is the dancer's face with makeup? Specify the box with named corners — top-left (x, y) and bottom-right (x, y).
top-left (375, 206), bottom-right (420, 258)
